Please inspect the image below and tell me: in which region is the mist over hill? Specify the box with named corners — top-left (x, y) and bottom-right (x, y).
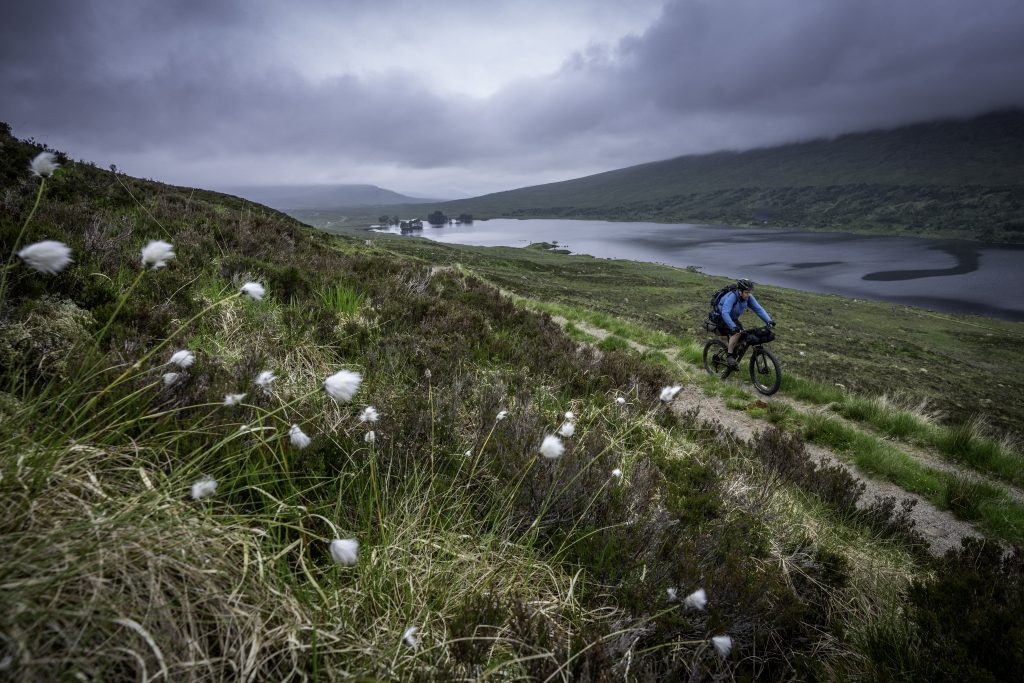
top-left (340, 109), bottom-right (1024, 242)
top-left (219, 183), bottom-right (436, 210)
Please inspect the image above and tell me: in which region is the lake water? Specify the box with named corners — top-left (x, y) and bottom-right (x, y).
top-left (378, 219), bottom-right (1024, 321)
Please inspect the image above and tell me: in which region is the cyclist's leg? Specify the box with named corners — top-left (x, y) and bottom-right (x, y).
top-left (727, 330), bottom-right (743, 354)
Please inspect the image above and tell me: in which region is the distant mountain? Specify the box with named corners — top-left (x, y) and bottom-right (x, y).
top-left (221, 184), bottom-right (431, 210)
top-left (385, 109), bottom-right (1024, 242)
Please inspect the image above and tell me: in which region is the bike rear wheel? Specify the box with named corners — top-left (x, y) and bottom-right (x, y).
top-left (749, 347), bottom-right (782, 395)
top-left (703, 339), bottom-right (732, 378)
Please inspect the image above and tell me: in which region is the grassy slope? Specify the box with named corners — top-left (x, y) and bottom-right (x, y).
top-left (2, 129), bottom-right (1022, 680)
top-left (371, 233), bottom-right (1024, 439)
top-left (318, 110), bottom-right (1024, 242)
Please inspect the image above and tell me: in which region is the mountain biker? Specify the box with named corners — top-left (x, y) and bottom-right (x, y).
top-left (717, 278), bottom-right (775, 368)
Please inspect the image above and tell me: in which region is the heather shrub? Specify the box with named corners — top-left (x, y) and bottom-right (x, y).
top-left (905, 539), bottom-right (1024, 682)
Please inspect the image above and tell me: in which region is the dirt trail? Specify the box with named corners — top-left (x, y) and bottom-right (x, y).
top-left (558, 316), bottom-right (984, 555)
top-left (768, 393), bottom-right (1024, 506)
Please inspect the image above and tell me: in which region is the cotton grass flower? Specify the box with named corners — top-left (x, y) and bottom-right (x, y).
top-left (162, 372), bottom-right (181, 386)
top-left (496, 410), bottom-right (508, 421)
top-left (224, 393), bottom-right (246, 406)
top-left (29, 151), bottom-right (59, 177)
top-left (711, 635), bottom-right (732, 657)
top-left (140, 240), bottom-right (175, 269)
top-left (659, 385), bottom-right (682, 402)
top-left (615, 396), bottom-right (626, 405)
top-left (558, 421), bottom-right (575, 438)
top-left (330, 538), bottom-right (359, 565)
top-left (464, 450), bottom-right (472, 457)
top-left (611, 468), bottom-right (623, 479)
top-left (402, 626), bottom-right (419, 649)
top-left (289, 424), bottom-right (311, 450)
top-left (564, 411), bottom-right (575, 420)
top-left (359, 406), bottom-right (379, 423)
top-left (666, 587), bottom-right (678, 602)
top-left (364, 430), bottom-right (376, 444)
top-left (539, 435), bottom-right (564, 459)
top-left (169, 349), bottom-right (195, 368)
top-left (241, 281), bottom-right (265, 301)
top-left (324, 369), bottom-right (362, 402)
top-left (191, 476), bottom-right (217, 500)
top-left (255, 370), bottom-right (276, 392)
top-left (17, 240), bottom-right (72, 274)
top-left (684, 588), bottom-right (707, 610)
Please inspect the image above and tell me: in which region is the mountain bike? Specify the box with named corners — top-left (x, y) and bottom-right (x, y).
top-left (703, 325), bottom-right (782, 395)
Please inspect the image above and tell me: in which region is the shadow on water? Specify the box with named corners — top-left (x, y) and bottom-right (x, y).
top-left (790, 261), bottom-right (845, 270)
top-left (863, 243), bottom-right (980, 281)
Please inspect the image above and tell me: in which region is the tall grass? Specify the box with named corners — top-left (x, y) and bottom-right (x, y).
top-left (316, 282), bottom-right (366, 316)
top-left (834, 397), bottom-right (1024, 488)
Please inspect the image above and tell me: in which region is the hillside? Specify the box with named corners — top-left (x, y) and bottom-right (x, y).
top-left (1, 125), bottom-right (1022, 680)
top-left (340, 109), bottom-right (1024, 242)
top-left (220, 183), bottom-right (428, 210)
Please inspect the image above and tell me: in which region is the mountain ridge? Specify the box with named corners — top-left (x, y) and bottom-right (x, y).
top-left (334, 109), bottom-right (1024, 242)
top-left (219, 183), bottom-right (435, 210)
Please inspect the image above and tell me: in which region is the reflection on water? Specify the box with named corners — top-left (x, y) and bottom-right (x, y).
top-left (386, 219), bottom-right (1024, 321)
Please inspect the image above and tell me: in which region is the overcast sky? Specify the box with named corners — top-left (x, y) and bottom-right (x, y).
top-left (3, 0), bottom-right (1024, 198)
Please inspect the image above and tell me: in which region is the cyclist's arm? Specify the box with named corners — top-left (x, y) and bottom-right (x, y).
top-left (719, 291), bottom-right (738, 330)
top-left (748, 295), bottom-right (773, 325)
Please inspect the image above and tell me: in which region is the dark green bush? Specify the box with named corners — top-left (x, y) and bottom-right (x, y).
top-left (906, 539), bottom-right (1024, 682)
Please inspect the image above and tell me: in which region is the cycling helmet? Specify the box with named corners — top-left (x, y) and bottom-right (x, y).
top-left (736, 278), bottom-right (754, 291)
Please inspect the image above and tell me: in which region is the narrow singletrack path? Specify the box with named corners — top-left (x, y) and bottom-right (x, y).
top-left (555, 316), bottom-right (985, 555)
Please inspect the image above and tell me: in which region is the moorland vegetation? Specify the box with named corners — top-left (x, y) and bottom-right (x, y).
top-left (1, 123), bottom-right (1022, 680)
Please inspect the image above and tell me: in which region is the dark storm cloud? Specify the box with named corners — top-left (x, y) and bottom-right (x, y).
top-left (502, 0), bottom-right (1024, 156)
top-left (3, 0), bottom-right (1024, 191)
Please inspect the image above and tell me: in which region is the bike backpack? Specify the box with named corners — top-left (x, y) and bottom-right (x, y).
top-left (709, 284), bottom-right (738, 318)
top-left (702, 284), bottom-right (738, 331)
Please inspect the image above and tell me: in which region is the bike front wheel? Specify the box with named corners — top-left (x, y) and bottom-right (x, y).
top-left (703, 339), bottom-right (733, 378)
top-left (749, 347), bottom-right (782, 395)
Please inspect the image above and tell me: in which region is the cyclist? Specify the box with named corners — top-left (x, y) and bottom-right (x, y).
top-left (717, 278), bottom-right (775, 368)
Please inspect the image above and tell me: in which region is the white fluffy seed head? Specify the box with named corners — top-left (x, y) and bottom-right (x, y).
top-left (615, 396), bottom-right (626, 405)
top-left (223, 393), bottom-right (246, 406)
top-left (240, 281), bottom-right (265, 300)
top-left (684, 588), bottom-right (707, 610)
top-left (659, 385), bottom-right (682, 402)
top-left (191, 476), bottom-right (217, 500)
top-left (169, 349), bottom-right (195, 368)
top-left (564, 411), bottom-right (575, 420)
top-left (359, 406), bottom-right (379, 423)
top-left (323, 369), bottom-right (362, 402)
top-left (162, 372), bottom-right (181, 386)
top-left (611, 468), bottom-right (623, 479)
top-left (17, 240), bottom-right (72, 274)
top-left (29, 151), bottom-right (59, 177)
top-left (140, 240), bottom-right (175, 269)
top-left (666, 587), bottom-right (678, 602)
top-left (712, 635), bottom-right (732, 657)
top-left (364, 430), bottom-right (376, 444)
top-left (464, 450), bottom-right (472, 457)
top-left (539, 435), bottom-right (565, 459)
top-left (403, 626), bottom-right (419, 648)
top-left (330, 538), bottom-right (359, 565)
top-left (558, 421), bottom-right (575, 438)
top-left (496, 410), bottom-right (508, 421)
top-left (255, 370), bottom-right (276, 391)
top-left (289, 424), bottom-right (311, 450)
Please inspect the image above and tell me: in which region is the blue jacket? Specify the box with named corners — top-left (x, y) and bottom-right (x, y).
top-left (719, 290), bottom-right (773, 331)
